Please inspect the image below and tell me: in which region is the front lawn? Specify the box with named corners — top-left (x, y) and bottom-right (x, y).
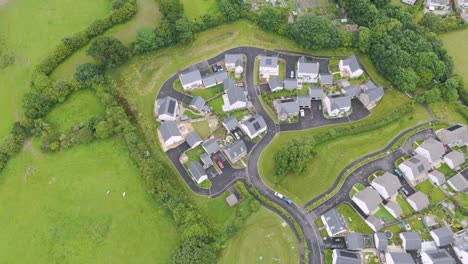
top-left (415, 180), bottom-right (447, 204)
top-left (192, 120), bottom-right (211, 138)
top-left (337, 204), bottom-right (373, 234)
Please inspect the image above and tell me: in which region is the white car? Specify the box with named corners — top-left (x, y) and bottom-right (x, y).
top-left (300, 109), bottom-right (305, 117)
top-left (274, 192), bottom-right (284, 199)
top-left (290, 71), bottom-right (294, 78)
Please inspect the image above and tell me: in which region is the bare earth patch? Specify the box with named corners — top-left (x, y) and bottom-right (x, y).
top-left (0, 0), bottom-right (10, 8)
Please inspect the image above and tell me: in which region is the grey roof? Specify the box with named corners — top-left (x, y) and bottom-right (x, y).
top-left (180, 69), bottom-right (202, 86)
top-left (160, 121), bottom-right (181, 141)
top-left (407, 191), bottom-right (430, 211)
top-left (422, 249), bottom-right (455, 264)
top-left (400, 232), bottom-right (422, 251)
top-left (386, 252), bottom-right (415, 264)
top-left (321, 208), bottom-right (348, 236)
top-left (385, 201), bottom-right (403, 218)
top-left (268, 77), bottom-right (283, 91)
top-left (189, 96), bottom-right (206, 111)
top-left (259, 55), bottom-right (278, 68)
top-left (223, 140), bottom-right (247, 161)
top-left (371, 172), bottom-right (402, 197)
top-left (374, 233), bottom-right (388, 251)
top-left (297, 56), bottom-right (319, 75)
top-left (423, 215), bottom-right (439, 228)
top-left (226, 87), bottom-right (247, 105)
top-left (298, 95), bottom-right (312, 108)
top-left (400, 154), bottom-right (430, 178)
top-left (353, 187), bottom-right (382, 213)
top-left (225, 54), bottom-right (243, 67)
top-left (448, 173), bottom-right (468, 192)
top-left (223, 78), bottom-right (237, 92)
top-left (429, 170), bottom-right (446, 186)
top-left (430, 227), bottom-right (454, 246)
top-left (202, 138), bottom-right (220, 155)
top-left (444, 150), bottom-right (465, 168)
top-left (222, 116), bottom-right (239, 131)
top-left (202, 74), bottom-right (217, 87)
top-left (185, 131), bottom-right (203, 148)
top-left (428, 0), bottom-right (450, 5)
top-left (416, 138), bottom-right (445, 162)
top-left (343, 85), bottom-right (361, 98)
top-left (342, 55), bottom-right (362, 73)
top-left (158, 96), bottom-right (178, 117)
top-left (283, 79), bottom-right (298, 90)
top-left (276, 98), bottom-right (299, 119)
top-left (437, 124), bottom-right (468, 146)
top-left (309, 87), bottom-right (323, 99)
top-left (333, 250), bottom-right (362, 264)
top-left (214, 71), bottom-right (228, 83)
top-left (359, 86), bottom-right (384, 107)
top-left (200, 153), bottom-right (213, 168)
top-left (328, 95), bottom-right (351, 112)
top-left (225, 193), bottom-right (239, 207)
top-left (366, 215), bottom-right (383, 231)
top-left (346, 232), bottom-right (365, 250)
top-left (188, 161), bottom-right (207, 182)
top-left (242, 114), bottom-right (267, 135)
top-left (364, 80), bottom-right (378, 90)
top-left (320, 73), bottom-right (333, 85)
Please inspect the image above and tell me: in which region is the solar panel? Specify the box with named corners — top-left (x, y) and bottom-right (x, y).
top-left (253, 122), bottom-right (261, 131)
top-left (168, 100), bottom-right (176, 115)
top-left (417, 165), bottom-right (425, 173)
top-left (281, 98), bottom-right (295, 103)
top-left (447, 124), bottom-right (461, 131)
top-left (340, 251), bottom-right (358, 259)
top-left (409, 157), bottom-right (419, 164)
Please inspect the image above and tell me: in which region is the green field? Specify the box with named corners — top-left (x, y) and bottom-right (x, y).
top-left (0, 138), bottom-right (179, 263)
top-left (440, 29), bottom-right (468, 88)
top-left (0, 0), bottom-right (110, 139)
top-left (218, 207), bottom-right (300, 264)
top-left (259, 90), bottom-right (431, 204)
top-left (181, 0), bottom-right (218, 20)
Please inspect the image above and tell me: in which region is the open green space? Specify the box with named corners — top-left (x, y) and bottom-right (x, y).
top-left (336, 203), bottom-right (373, 234)
top-left (218, 207), bottom-right (300, 264)
top-left (191, 192), bottom-right (239, 229)
top-left (440, 29), bottom-right (468, 88)
top-left (415, 180), bottom-right (447, 204)
top-left (191, 120), bottom-right (211, 138)
top-left (0, 138), bottom-right (178, 263)
top-left (181, 0), bottom-right (218, 20)
top-left (0, 0), bottom-right (110, 139)
top-left (259, 89), bottom-right (431, 204)
top-left (429, 102), bottom-right (467, 125)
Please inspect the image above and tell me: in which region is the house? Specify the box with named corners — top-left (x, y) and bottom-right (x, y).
top-left (298, 95), bottom-right (312, 108)
top-left (385, 201), bottom-right (403, 218)
top-left (222, 116), bottom-right (239, 132)
top-left (371, 172), bottom-right (402, 199)
top-left (346, 232), bottom-right (365, 250)
top-left (325, 95), bottom-right (351, 117)
top-left (428, 170), bottom-right (446, 186)
top-left (185, 131), bottom-right (203, 149)
top-left (453, 245), bottom-right (468, 264)
top-left (275, 98), bottom-right (300, 121)
top-left (225, 193), bottom-right (239, 207)
top-left (421, 249), bottom-right (455, 264)
top-left (444, 150), bottom-right (465, 170)
top-left (189, 96), bottom-right (206, 112)
top-left (321, 208), bottom-right (349, 237)
top-left (223, 78), bottom-right (237, 92)
top-left (258, 55), bottom-right (279, 80)
top-left (156, 96), bottom-right (179, 121)
top-left (374, 233), bottom-right (388, 252)
top-left (188, 161), bottom-right (208, 184)
top-left (222, 86), bottom-right (248, 112)
top-left (284, 79), bottom-right (298, 90)
top-left (437, 124), bottom-right (468, 147)
top-left (309, 87), bottom-right (323, 100)
top-left (225, 54), bottom-right (244, 77)
top-left (319, 73), bottom-right (334, 86)
top-left (359, 86), bottom-right (384, 110)
top-left (401, 0), bottom-right (417, 5)
top-left (223, 139), bottom-right (247, 163)
top-left (339, 55), bottom-right (364, 78)
top-left (363, 80), bottom-right (378, 90)
top-left (202, 74), bottom-right (217, 88)
top-left (332, 249), bottom-right (362, 264)
top-left (159, 121), bottom-right (183, 146)
top-left (241, 114), bottom-right (267, 139)
top-left (202, 138), bottom-right (220, 155)
top-left (296, 56), bottom-right (319, 84)
top-left (179, 69), bottom-right (202, 90)
top-left (366, 216), bottom-right (383, 232)
top-left (430, 227), bottom-right (454, 247)
top-left (385, 252), bottom-right (415, 264)
top-left (407, 191), bottom-right (430, 212)
top-left (214, 71), bottom-right (229, 84)
top-left (447, 173), bottom-right (468, 192)
top-left (415, 138), bottom-right (445, 165)
top-left (352, 187), bottom-right (382, 215)
top-left (427, 0), bottom-right (451, 10)
top-left (268, 77), bottom-right (283, 92)
top-left (398, 155), bottom-right (430, 186)
top-left (200, 153), bottom-right (213, 169)
top-left (400, 232), bottom-right (422, 251)
top-left (342, 85), bottom-right (361, 98)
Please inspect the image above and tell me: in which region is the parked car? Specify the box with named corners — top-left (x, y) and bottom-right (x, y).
top-left (300, 109), bottom-right (305, 117)
top-left (274, 192), bottom-right (284, 199)
top-left (318, 104), bottom-right (322, 111)
top-left (401, 187), bottom-right (409, 196)
top-left (283, 197), bottom-right (293, 205)
top-left (290, 71), bottom-right (294, 78)
top-left (234, 132), bottom-right (240, 139)
top-left (394, 168), bottom-right (403, 177)
top-left (217, 160), bottom-right (224, 169)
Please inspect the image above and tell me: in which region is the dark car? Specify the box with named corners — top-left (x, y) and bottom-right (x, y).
top-left (283, 197), bottom-right (293, 205)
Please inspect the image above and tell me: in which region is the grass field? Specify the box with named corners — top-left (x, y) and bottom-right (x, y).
top-left (181, 0), bottom-right (218, 20)
top-left (336, 203), bottom-right (373, 234)
top-left (0, 0), bottom-right (110, 139)
top-left (258, 90), bottom-right (431, 204)
top-left (429, 102), bottom-right (467, 125)
top-left (0, 138), bottom-right (179, 263)
top-left (440, 29), bottom-right (468, 88)
top-left (192, 120), bottom-right (211, 138)
top-left (217, 207), bottom-right (300, 264)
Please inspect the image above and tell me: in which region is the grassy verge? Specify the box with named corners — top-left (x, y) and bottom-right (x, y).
top-left (336, 203), bottom-right (373, 234)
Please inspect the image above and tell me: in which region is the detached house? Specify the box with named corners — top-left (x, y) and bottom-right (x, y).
top-left (325, 95), bottom-right (351, 117)
top-left (222, 86), bottom-right (248, 112)
top-left (223, 139), bottom-right (247, 163)
top-left (188, 162), bottom-right (208, 184)
top-left (421, 249), bottom-right (455, 264)
top-left (415, 138), bottom-right (445, 165)
top-left (156, 96), bottom-right (179, 121)
top-left (202, 138), bottom-right (220, 155)
top-left (258, 55), bottom-right (279, 80)
top-left (297, 56), bottom-right (319, 84)
top-left (430, 227), bottom-right (454, 247)
top-left (342, 85), bottom-right (361, 98)
top-left (159, 121), bottom-right (183, 147)
top-left (240, 114), bottom-right (267, 139)
top-left (371, 172), bottom-right (402, 199)
top-left (385, 200), bottom-right (403, 218)
top-left (444, 150), bottom-right (465, 170)
top-left (222, 116), bottom-right (239, 132)
top-left (428, 170), bottom-right (446, 186)
top-left (283, 79), bottom-right (298, 90)
top-left (352, 187), bottom-right (382, 215)
top-left (400, 232), bottom-right (422, 251)
top-left (225, 54), bottom-right (244, 77)
top-left (366, 216), bottom-right (383, 232)
top-left (398, 155), bottom-right (430, 186)
top-left (275, 98), bottom-right (300, 121)
top-left (309, 87), bottom-right (324, 100)
top-left (359, 86), bottom-right (384, 110)
top-left (447, 173), bottom-right (468, 192)
top-left (185, 131), bottom-right (203, 149)
top-left (345, 232), bottom-right (365, 251)
top-left (407, 191), bottom-right (430, 212)
top-left (179, 69), bottom-right (202, 90)
top-left (339, 55), bottom-right (364, 78)
top-left (321, 208), bottom-right (349, 237)
top-left (189, 96), bottom-right (206, 112)
top-left (319, 73), bottom-right (333, 86)
top-left (385, 252), bottom-right (415, 264)
top-left (332, 249), bottom-right (362, 264)
top-left (437, 124), bottom-right (468, 147)
top-left (268, 77), bottom-right (283, 92)
top-left (374, 233), bottom-right (388, 252)
top-left (200, 153), bottom-right (213, 169)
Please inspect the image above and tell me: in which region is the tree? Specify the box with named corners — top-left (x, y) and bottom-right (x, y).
top-left (156, 19), bottom-right (177, 46)
top-left (95, 121), bottom-right (114, 139)
top-left (133, 28), bottom-right (160, 54)
top-left (257, 5), bottom-right (282, 32)
top-left (418, 88), bottom-right (441, 104)
top-left (171, 239), bottom-right (216, 264)
top-left (159, 0), bottom-right (183, 22)
top-left (274, 138), bottom-right (316, 176)
top-left (87, 36), bottom-right (129, 68)
top-left (357, 27), bottom-right (372, 53)
top-left (287, 15), bottom-right (342, 50)
top-left (175, 17), bottom-right (194, 44)
top-left (219, 0), bottom-right (244, 21)
top-left (393, 68), bottom-right (419, 93)
top-left (75, 63), bottom-right (102, 85)
top-left (22, 92), bottom-right (53, 119)
top-left (419, 13), bottom-right (443, 33)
